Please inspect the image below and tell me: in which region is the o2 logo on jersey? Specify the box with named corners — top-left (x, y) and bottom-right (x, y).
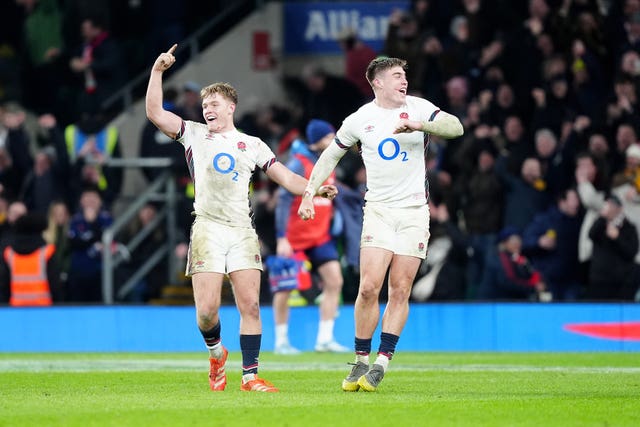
top-left (213, 152), bottom-right (239, 181)
top-left (377, 138), bottom-right (408, 162)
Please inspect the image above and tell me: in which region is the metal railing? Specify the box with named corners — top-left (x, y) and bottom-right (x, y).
top-left (100, 158), bottom-right (178, 304)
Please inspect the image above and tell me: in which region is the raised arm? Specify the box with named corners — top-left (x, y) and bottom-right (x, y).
top-left (145, 44), bottom-right (183, 139)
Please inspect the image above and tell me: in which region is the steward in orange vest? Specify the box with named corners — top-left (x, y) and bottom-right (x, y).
top-left (0, 214), bottom-right (60, 306)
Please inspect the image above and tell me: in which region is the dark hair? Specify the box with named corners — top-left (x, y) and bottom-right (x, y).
top-left (365, 57), bottom-right (407, 86)
top-left (14, 213), bottom-right (48, 234)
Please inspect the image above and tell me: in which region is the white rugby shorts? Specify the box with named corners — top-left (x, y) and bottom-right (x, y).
top-left (186, 216), bottom-right (263, 275)
top-left (360, 203), bottom-right (430, 259)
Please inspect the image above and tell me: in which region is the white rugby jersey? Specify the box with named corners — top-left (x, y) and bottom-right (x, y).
top-left (336, 95), bottom-right (440, 207)
top-left (176, 120), bottom-right (276, 227)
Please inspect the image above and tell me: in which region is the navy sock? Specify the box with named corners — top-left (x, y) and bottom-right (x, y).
top-left (378, 332), bottom-right (399, 360)
top-left (240, 334), bottom-right (261, 375)
top-left (354, 337), bottom-right (372, 356)
top-left (200, 321), bottom-right (221, 347)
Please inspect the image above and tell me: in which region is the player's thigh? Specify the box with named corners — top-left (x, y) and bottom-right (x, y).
top-left (192, 271), bottom-right (225, 313)
top-left (388, 254), bottom-right (422, 293)
top-left (359, 246), bottom-right (394, 292)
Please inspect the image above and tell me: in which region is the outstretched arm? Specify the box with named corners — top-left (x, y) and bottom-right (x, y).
top-left (394, 110), bottom-right (464, 139)
top-left (145, 44), bottom-right (183, 139)
top-left (266, 162), bottom-right (338, 199)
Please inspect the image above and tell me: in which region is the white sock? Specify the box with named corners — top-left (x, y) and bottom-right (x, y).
top-left (207, 342), bottom-right (223, 359)
top-left (316, 319), bottom-right (334, 344)
top-left (275, 323), bottom-right (289, 347)
top-left (242, 373), bottom-right (256, 383)
top-left (374, 353), bottom-right (390, 372)
top-left (355, 353), bottom-right (369, 365)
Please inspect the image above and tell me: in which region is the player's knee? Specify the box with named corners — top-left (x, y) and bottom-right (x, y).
top-left (389, 283), bottom-right (412, 302)
top-left (237, 299), bottom-right (260, 320)
top-left (358, 281), bottom-right (379, 302)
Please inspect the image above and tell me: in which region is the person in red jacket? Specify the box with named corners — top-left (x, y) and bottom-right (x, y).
top-left (272, 119), bottom-right (349, 354)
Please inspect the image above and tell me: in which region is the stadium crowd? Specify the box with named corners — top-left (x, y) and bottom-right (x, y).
top-left (1, 0), bottom-right (640, 305)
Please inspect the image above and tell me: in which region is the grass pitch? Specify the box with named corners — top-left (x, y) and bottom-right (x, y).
top-left (0, 352), bottom-right (638, 427)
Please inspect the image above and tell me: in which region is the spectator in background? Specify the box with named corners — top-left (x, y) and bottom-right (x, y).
top-left (452, 134), bottom-right (503, 299)
top-left (442, 76), bottom-right (470, 123)
top-left (337, 28), bottom-right (377, 99)
top-left (60, 0), bottom-right (111, 51)
top-left (66, 186), bottom-right (112, 302)
top-left (532, 127), bottom-right (574, 197)
top-left (610, 122), bottom-right (638, 179)
top-left (522, 188), bottom-right (583, 301)
top-left (495, 114), bottom-right (529, 175)
top-left (0, 200), bottom-right (28, 252)
top-left (32, 113), bottom-right (73, 207)
top-left (298, 63), bottom-right (364, 129)
top-left (484, 82), bottom-right (520, 129)
top-left (607, 75), bottom-right (640, 132)
top-left (574, 152), bottom-right (607, 285)
top-left (68, 15), bottom-right (126, 118)
top-left (586, 194), bottom-right (639, 300)
top-left (440, 15), bottom-right (475, 82)
top-left (496, 155), bottom-right (551, 231)
top-left (570, 39), bottom-right (606, 125)
top-left (0, 103), bottom-right (34, 194)
top-left (411, 201), bottom-right (468, 301)
top-left (64, 112), bottom-right (123, 208)
top-left (16, 0), bottom-right (64, 116)
top-left (585, 130), bottom-right (613, 185)
top-left (179, 81), bottom-right (205, 123)
top-left (0, 147), bottom-right (21, 201)
top-left (478, 226), bottom-right (548, 301)
top-left (43, 199), bottom-right (70, 296)
top-left (383, 9), bottom-right (425, 93)
top-left (610, 143), bottom-right (640, 269)
top-left (530, 74), bottom-right (577, 137)
top-left (0, 212), bottom-right (59, 306)
top-left (18, 145), bottom-right (65, 215)
top-left (272, 119), bottom-right (349, 354)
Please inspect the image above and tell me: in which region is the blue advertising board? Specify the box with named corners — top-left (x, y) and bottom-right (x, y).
top-left (1, 303), bottom-right (639, 352)
top-left (283, 1), bottom-right (409, 54)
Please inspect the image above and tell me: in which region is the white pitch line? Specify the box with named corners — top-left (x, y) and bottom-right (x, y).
top-left (0, 359), bottom-right (639, 374)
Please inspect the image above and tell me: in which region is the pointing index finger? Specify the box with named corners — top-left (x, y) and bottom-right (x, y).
top-left (167, 44), bottom-right (177, 55)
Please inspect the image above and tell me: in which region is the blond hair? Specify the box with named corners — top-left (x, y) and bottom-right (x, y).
top-left (200, 82), bottom-right (238, 105)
